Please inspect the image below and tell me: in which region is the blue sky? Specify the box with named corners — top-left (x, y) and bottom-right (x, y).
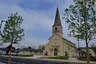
top-left (0, 0), bottom-right (95, 48)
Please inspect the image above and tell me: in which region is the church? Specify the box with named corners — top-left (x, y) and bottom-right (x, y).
top-left (43, 7), bottom-right (77, 57)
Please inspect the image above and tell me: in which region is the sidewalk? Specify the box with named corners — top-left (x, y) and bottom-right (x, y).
top-left (0, 55), bottom-right (96, 64)
top-left (23, 56), bottom-right (96, 64)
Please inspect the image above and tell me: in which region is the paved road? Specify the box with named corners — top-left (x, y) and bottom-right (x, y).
top-left (0, 62), bottom-right (6, 64)
top-left (0, 56), bottom-right (88, 64)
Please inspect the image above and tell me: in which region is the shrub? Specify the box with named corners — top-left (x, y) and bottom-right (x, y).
top-left (91, 57), bottom-right (96, 61)
top-left (58, 56), bottom-right (69, 60)
top-left (78, 57), bottom-right (86, 61)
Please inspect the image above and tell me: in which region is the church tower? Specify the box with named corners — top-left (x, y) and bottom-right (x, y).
top-left (52, 7), bottom-right (63, 37)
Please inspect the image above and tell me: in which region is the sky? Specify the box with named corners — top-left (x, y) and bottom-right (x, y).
top-left (0, 0), bottom-right (95, 48)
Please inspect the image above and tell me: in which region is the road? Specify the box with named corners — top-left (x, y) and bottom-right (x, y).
top-left (0, 56), bottom-right (88, 64)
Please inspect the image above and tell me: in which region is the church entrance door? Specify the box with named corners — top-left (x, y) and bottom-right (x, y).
top-left (54, 48), bottom-right (58, 56)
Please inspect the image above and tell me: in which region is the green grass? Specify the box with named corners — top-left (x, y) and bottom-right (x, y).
top-left (40, 56), bottom-right (69, 60)
top-left (14, 54), bottom-right (33, 57)
top-left (78, 57), bottom-right (87, 61)
top-left (78, 57), bottom-right (96, 62)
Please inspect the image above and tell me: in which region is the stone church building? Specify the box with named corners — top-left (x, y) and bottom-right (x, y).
top-left (43, 8), bottom-right (77, 57)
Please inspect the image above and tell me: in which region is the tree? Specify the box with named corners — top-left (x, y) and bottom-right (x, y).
top-left (6, 44), bottom-right (12, 55)
top-left (91, 44), bottom-right (96, 56)
top-left (21, 47), bottom-right (28, 51)
top-left (63, 0), bottom-right (96, 64)
top-left (28, 46), bottom-right (32, 54)
top-left (0, 12), bottom-right (24, 64)
top-left (5, 44), bottom-right (16, 55)
top-left (38, 45), bottom-right (45, 53)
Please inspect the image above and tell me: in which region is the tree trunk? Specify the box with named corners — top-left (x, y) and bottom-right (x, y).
top-left (85, 39), bottom-right (90, 64)
top-left (8, 43), bottom-right (13, 64)
top-left (8, 24), bottom-right (14, 64)
top-left (85, 21), bottom-right (90, 64)
top-left (83, 0), bottom-right (90, 63)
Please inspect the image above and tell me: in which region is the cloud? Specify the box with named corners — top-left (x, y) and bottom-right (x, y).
top-left (0, 0), bottom-right (94, 48)
top-left (0, 0), bottom-right (19, 4)
top-left (0, 0), bottom-right (54, 47)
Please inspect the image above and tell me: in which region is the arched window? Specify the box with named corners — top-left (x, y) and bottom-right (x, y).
top-left (45, 51), bottom-right (48, 56)
top-left (65, 51), bottom-right (68, 56)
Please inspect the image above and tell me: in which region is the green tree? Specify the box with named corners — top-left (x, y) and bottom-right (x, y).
top-left (91, 44), bottom-right (96, 56)
top-left (0, 12), bottom-right (24, 64)
top-left (38, 45), bottom-right (45, 53)
top-left (28, 46), bottom-right (32, 54)
top-left (63, 0), bottom-right (96, 64)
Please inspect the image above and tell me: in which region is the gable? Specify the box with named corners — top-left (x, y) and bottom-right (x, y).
top-left (48, 34), bottom-right (63, 40)
top-left (45, 34), bottom-right (76, 48)
top-left (45, 34), bottom-right (63, 47)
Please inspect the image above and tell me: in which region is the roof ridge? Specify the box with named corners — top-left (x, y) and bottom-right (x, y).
top-left (63, 37), bottom-right (76, 45)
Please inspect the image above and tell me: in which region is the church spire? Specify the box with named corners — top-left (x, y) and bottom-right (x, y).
top-left (53, 7), bottom-right (62, 27)
top-left (52, 7), bottom-right (63, 37)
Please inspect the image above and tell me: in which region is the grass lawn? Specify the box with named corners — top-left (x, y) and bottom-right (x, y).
top-left (14, 55), bottom-right (33, 57)
top-left (40, 56), bottom-right (69, 60)
top-left (78, 57), bottom-right (96, 62)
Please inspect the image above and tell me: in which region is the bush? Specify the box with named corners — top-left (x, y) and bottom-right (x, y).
top-left (58, 56), bottom-right (69, 60)
top-left (78, 57), bottom-right (96, 62)
top-left (91, 57), bottom-right (96, 61)
top-left (78, 57), bottom-right (86, 61)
